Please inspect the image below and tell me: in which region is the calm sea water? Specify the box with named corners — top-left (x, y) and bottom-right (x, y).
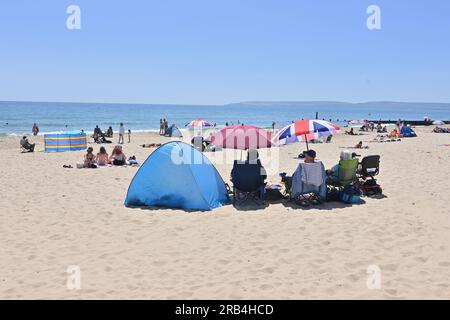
top-left (0, 101), bottom-right (449, 135)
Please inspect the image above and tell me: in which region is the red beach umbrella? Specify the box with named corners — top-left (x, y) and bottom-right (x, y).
top-left (208, 125), bottom-right (272, 150)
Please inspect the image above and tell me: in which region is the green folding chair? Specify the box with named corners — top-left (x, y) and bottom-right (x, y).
top-left (336, 158), bottom-right (359, 187)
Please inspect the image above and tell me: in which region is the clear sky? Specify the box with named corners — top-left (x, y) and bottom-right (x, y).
top-left (0, 0), bottom-right (449, 105)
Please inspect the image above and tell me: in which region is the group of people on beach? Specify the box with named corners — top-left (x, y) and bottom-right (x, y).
top-left (93, 123), bottom-right (130, 144)
top-left (83, 145), bottom-right (135, 168)
top-left (159, 119), bottom-right (169, 135)
top-left (235, 146), bottom-right (366, 206)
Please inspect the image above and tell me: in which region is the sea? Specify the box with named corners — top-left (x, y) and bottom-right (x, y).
top-left (0, 101), bottom-right (449, 136)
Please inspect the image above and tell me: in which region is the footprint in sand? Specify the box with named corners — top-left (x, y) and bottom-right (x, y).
top-left (260, 267), bottom-right (275, 274)
top-left (383, 263), bottom-right (399, 272)
top-left (438, 261), bottom-right (450, 267)
top-left (152, 260), bottom-right (167, 267)
top-left (260, 284), bottom-right (274, 291)
top-left (217, 259), bottom-right (230, 265)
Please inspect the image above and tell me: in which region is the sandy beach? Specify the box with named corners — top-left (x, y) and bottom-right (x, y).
top-left (0, 127), bottom-right (449, 299)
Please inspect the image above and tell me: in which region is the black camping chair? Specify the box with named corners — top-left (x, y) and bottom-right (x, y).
top-left (231, 160), bottom-right (265, 206)
top-left (358, 155), bottom-right (380, 179)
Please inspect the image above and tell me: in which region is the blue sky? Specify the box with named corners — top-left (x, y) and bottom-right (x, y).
top-left (0, 0), bottom-right (449, 105)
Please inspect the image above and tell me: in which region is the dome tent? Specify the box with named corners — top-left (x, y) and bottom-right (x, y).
top-left (125, 141), bottom-right (229, 211)
top-left (400, 126), bottom-right (417, 137)
top-left (165, 124), bottom-right (183, 137)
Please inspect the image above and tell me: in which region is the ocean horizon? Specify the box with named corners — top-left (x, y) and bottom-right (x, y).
top-left (1, 100), bottom-right (449, 135)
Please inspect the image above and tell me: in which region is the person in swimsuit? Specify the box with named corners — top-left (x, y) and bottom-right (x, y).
top-left (96, 146), bottom-right (109, 166)
top-left (110, 145), bottom-right (127, 166)
top-left (84, 147), bottom-right (97, 168)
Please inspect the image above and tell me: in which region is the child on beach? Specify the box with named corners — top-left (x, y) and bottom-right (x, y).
top-left (96, 146), bottom-right (109, 166)
top-left (84, 147), bottom-right (97, 168)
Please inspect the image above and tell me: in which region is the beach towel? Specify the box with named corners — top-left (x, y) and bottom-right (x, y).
top-left (300, 162), bottom-right (325, 187)
top-left (291, 161), bottom-right (327, 199)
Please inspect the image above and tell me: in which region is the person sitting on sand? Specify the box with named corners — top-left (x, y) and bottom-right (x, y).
top-left (96, 146), bottom-right (109, 166)
top-left (345, 128), bottom-right (356, 135)
top-left (106, 126), bottom-right (113, 138)
top-left (94, 125), bottom-right (103, 137)
top-left (389, 128), bottom-right (400, 138)
top-left (376, 123), bottom-right (383, 132)
top-left (110, 145), bottom-right (127, 166)
top-left (354, 141), bottom-right (369, 149)
top-left (20, 136), bottom-right (35, 152)
top-left (84, 147), bottom-right (97, 168)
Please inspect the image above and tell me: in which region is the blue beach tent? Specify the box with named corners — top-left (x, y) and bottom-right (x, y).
top-left (164, 124), bottom-right (183, 137)
top-left (400, 126), bottom-right (417, 137)
top-left (125, 141), bottom-right (229, 211)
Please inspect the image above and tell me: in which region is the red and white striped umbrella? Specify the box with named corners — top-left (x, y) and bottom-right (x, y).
top-left (272, 119), bottom-right (340, 148)
top-left (186, 119), bottom-right (216, 127)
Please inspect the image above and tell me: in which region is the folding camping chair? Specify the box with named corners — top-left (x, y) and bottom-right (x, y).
top-left (332, 158), bottom-right (359, 188)
top-left (231, 160), bottom-right (265, 206)
top-left (285, 162), bottom-right (327, 207)
top-left (191, 136), bottom-right (205, 152)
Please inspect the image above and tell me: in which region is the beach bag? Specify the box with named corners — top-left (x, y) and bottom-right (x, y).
top-left (264, 188), bottom-right (287, 201)
top-left (339, 184), bottom-right (362, 204)
top-left (326, 187), bottom-right (341, 201)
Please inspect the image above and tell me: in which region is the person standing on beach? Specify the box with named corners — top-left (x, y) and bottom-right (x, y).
top-left (128, 129), bottom-right (131, 143)
top-left (118, 123), bottom-right (125, 144)
top-left (159, 119), bottom-right (163, 135)
top-left (164, 119), bottom-right (169, 134)
top-left (162, 119), bottom-right (167, 135)
top-left (32, 123), bottom-right (39, 136)
top-left (272, 121), bottom-right (276, 131)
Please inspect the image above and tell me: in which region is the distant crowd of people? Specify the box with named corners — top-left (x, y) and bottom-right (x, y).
top-left (92, 123), bottom-right (131, 144)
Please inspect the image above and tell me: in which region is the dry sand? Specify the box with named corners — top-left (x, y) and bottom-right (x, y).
top-left (0, 127), bottom-right (449, 299)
